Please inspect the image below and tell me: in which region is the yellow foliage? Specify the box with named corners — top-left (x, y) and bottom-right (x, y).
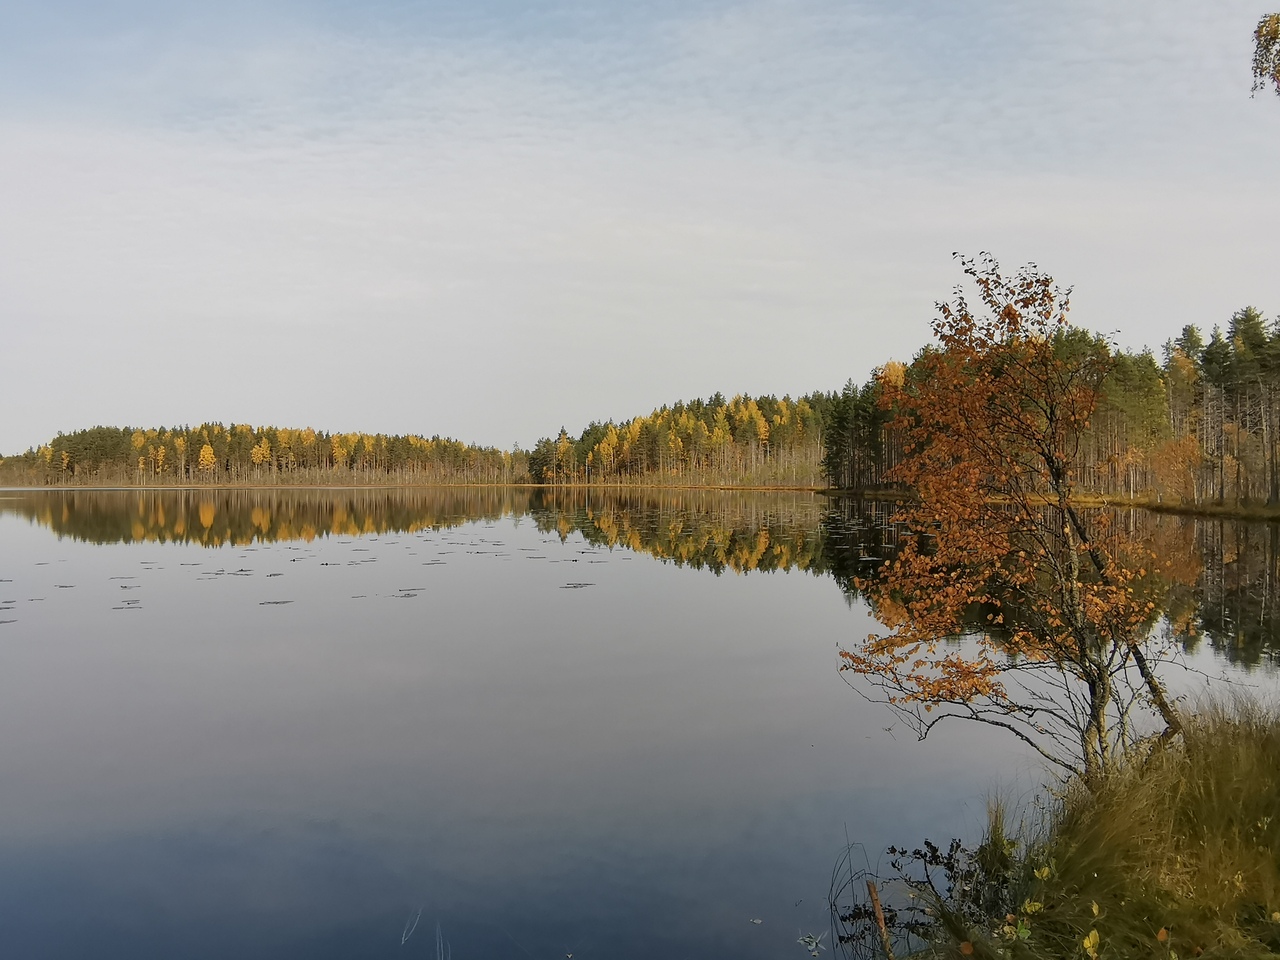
top-left (197, 443), bottom-right (217, 473)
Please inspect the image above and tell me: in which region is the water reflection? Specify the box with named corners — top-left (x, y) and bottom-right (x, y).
top-left (0, 486), bottom-right (943, 960)
top-left (824, 499), bottom-right (1280, 668)
top-left (1193, 518), bottom-right (1280, 665)
top-left (1, 487), bottom-right (832, 576)
top-left (0, 487), bottom-right (529, 546)
top-left (1, 487), bottom-right (1278, 958)
top-left (4, 488), bottom-right (1280, 664)
top-left (530, 488), bottom-right (829, 575)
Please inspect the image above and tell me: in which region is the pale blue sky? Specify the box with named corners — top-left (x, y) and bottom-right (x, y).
top-left (1, 1), bottom-right (1277, 452)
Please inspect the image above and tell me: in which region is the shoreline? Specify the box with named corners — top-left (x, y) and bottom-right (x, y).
top-left (0, 481), bottom-right (830, 493)
top-left (7, 483), bottom-right (1280, 522)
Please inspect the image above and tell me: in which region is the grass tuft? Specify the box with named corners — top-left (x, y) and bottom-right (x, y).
top-left (839, 698), bottom-right (1280, 959)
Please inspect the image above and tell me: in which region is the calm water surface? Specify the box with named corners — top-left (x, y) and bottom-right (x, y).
top-left (0, 488), bottom-right (1271, 959)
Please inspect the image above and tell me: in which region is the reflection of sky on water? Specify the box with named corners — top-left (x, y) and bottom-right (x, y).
top-left (0, 495), bottom-right (1198, 958)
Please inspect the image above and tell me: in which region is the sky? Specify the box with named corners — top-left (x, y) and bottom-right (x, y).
top-left (1, 0), bottom-right (1278, 453)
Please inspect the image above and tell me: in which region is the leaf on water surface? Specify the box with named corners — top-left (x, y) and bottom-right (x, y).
top-left (798, 932), bottom-right (825, 955)
top-left (560, 583), bottom-right (595, 589)
top-left (259, 600), bottom-right (294, 605)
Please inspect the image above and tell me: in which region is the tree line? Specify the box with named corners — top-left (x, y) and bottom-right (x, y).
top-left (0, 394), bottom-right (834, 489)
top-left (525, 392), bottom-right (829, 487)
top-left (821, 306), bottom-right (1280, 506)
top-left (0, 424), bottom-right (527, 486)
top-left (3, 304), bottom-right (1276, 503)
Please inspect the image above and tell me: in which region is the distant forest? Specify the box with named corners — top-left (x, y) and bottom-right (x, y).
top-left (1, 425), bottom-right (526, 487)
top-left (526, 392), bottom-right (828, 486)
top-left (822, 307), bottom-right (1280, 506)
top-left (2, 305), bottom-right (1277, 504)
top-left (0, 394), bottom-right (832, 488)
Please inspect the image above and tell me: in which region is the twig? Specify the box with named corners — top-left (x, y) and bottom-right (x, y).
top-left (866, 879), bottom-right (895, 960)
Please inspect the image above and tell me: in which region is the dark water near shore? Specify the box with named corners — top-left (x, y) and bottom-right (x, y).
top-left (0, 488), bottom-right (1273, 959)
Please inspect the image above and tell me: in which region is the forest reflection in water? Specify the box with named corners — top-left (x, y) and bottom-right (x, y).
top-left (1, 486), bottom-right (828, 575)
top-left (3, 486), bottom-right (1280, 665)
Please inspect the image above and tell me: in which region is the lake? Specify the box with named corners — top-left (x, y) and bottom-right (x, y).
top-left (0, 487), bottom-right (1272, 959)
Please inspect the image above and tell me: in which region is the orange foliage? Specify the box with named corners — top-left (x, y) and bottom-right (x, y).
top-left (840, 255), bottom-right (1182, 781)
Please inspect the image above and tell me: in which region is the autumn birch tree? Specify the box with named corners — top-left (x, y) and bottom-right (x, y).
top-left (841, 255), bottom-right (1183, 785)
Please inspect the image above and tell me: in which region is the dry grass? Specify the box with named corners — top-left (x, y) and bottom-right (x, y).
top-left (852, 700), bottom-right (1280, 959)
